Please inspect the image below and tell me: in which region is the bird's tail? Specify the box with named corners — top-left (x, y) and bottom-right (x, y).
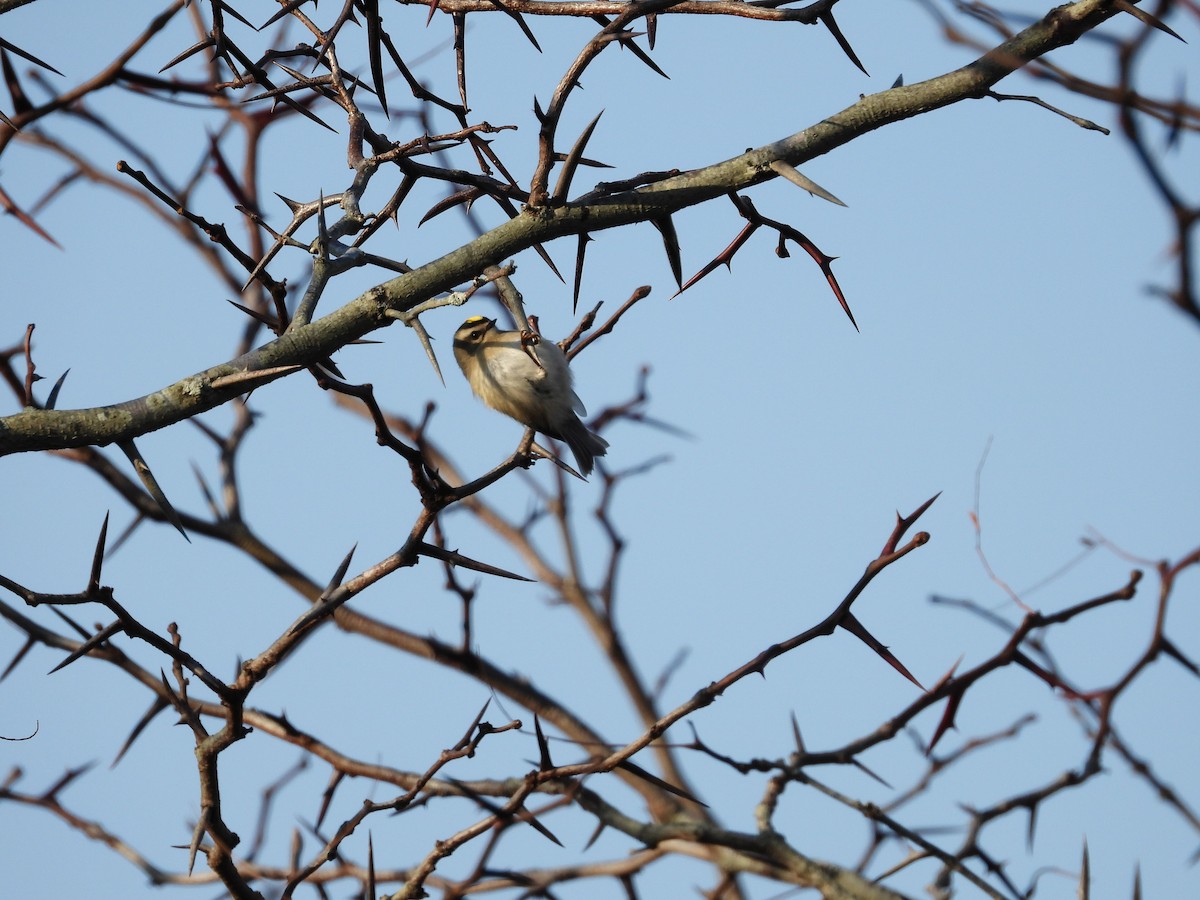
top-left (560, 417), bottom-right (609, 477)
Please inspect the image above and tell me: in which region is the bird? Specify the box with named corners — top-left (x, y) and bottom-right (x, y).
top-left (452, 315), bottom-right (609, 476)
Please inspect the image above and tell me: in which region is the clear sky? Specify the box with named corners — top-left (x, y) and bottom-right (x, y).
top-left (1, 2), bottom-right (1198, 898)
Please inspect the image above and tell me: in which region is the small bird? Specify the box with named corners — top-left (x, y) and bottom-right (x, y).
top-left (452, 315), bottom-right (609, 475)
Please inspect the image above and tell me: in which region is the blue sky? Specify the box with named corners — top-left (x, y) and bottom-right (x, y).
top-left (1, 2), bottom-right (1198, 897)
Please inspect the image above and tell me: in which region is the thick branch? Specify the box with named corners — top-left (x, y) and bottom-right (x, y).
top-left (0, 0), bottom-right (1128, 456)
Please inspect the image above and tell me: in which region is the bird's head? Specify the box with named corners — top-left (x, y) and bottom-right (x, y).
top-left (453, 316), bottom-right (496, 356)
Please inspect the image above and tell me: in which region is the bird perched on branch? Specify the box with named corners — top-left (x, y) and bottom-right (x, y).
top-left (452, 315), bottom-right (609, 476)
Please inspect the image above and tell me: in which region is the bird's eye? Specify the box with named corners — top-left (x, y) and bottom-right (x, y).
top-left (470, 330), bottom-right (481, 340)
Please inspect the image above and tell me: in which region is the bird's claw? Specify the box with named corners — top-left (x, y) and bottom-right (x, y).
top-left (519, 330), bottom-right (544, 370)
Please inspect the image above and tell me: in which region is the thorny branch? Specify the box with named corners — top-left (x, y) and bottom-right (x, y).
top-left (5, 0), bottom-right (1192, 456)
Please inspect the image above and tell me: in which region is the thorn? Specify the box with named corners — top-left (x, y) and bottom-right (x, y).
top-left (209, 364), bottom-right (304, 391)
top-left (112, 698), bottom-right (169, 767)
top-left (116, 440), bottom-right (190, 542)
top-left (925, 690), bottom-right (963, 755)
top-left (819, 10), bottom-right (868, 75)
top-left (157, 35), bottom-right (215, 73)
top-left (367, 831), bottom-right (376, 898)
top-left (417, 542), bottom-right (533, 581)
top-left (790, 712), bottom-right (805, 754)
top-left (0, 36), bottom-right (64, 75)
top-left (46, 368), bottom-right (70, 409)
top-left (583, 819), bottom-right (606, 851)
top-left (274, 192), bottom-right (304, 213)
top-left (325, 545), bottom-right (357, 595)
top-left (48, 621), bottom-right (124, 675)
top-left (573, 232), bottom-right (592, 314)
top-left (88, 512), bottom-right (110, 593)
top-left (651, 215), bottom-right (682, 288)
top-left (533, 714), bottom-right (553, 770)
top-left (1079, 836), bottom-right (1091, 900)
top-left (840, 612), bottom-right (924, 690)
top-left (528, 441), bottom-right (587, 481)
top-left (518, 804), bottom-right (561, 845)
top-left (187, 807), bottom-right (208, 876)
top-left (768, 160), bottom-right (848, 207)
top-left (850, 758), bottom-right (893, 789)
top-left (364, 0), bottom-right (389, 117)
top-left (616, 761), bottom-right (707, 807)
top-left (552, 109), bottom-right (605, 204)
top-left (408, 317), bottom-right (445, 386)
top-left (315, 189), bottom-right (329, 252)
top-left (1, 637), bottom-right (36, 683)
top-left (1113, 0), bottom-right (1185, 42)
